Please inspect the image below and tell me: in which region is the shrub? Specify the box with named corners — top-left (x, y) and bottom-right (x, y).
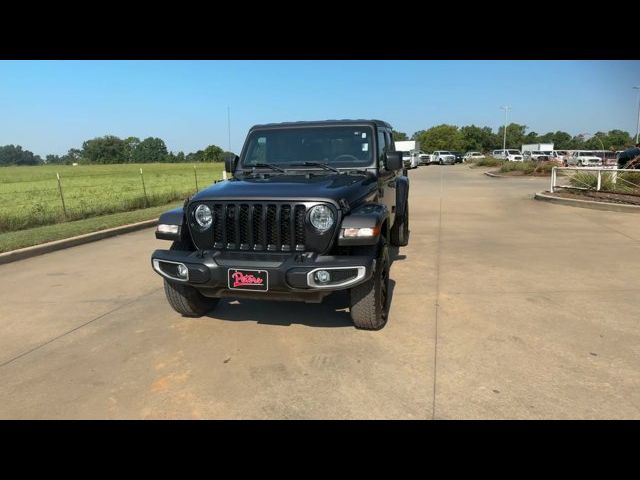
top-left (569, 172), bottom-right (616, 191)
top-left (475, 157), bottom-right (504, 167)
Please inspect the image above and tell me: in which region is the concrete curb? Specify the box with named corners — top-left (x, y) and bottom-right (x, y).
top-left (0, 219), bottom-right (158, 265)
top-left (484, 171), bottom-right (504, 178)
top-left (534, 191), bottom-right (640, 213)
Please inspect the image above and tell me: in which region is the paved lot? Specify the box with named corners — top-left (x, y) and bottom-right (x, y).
top-left (1, 165), bottom-right (639, 419)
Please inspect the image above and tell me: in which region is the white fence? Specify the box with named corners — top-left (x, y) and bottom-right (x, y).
top-left (550, 167), bottom-right (640, 194)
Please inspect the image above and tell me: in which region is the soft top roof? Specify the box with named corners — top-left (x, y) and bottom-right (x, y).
top-left (249, 119), bottom-right (393, 131)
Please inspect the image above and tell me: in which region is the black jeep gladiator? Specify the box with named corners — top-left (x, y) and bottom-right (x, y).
top-left (151, 120), bottom-right (410, 330)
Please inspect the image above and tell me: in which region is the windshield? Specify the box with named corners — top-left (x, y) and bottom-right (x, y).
top-left (242, 126), bottom-right (374, 168)
top-left (508, 150), bottom-right (521, 154)
top-left (440, 151), bottom-right (453, 155)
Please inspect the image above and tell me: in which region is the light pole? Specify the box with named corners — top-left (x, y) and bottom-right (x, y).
top-left (500, 106), bottom-right (511, 150)
top-left (633, 86), bottom-right (640, 144)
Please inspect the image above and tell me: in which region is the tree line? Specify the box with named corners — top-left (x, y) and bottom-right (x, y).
top-left (2, 126), bottom-right (637, 167)
top-left (0, 135), bottom-right (235, 166)
top-left (392, 125), bottom-right (637, 153)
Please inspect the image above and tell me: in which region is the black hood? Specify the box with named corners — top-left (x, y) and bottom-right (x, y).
top-left (191, 172), bottom-right (377, 207)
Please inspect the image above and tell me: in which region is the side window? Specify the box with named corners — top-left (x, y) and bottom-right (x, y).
top-left (384, 131), bottom-right (394, 152)
top-left (377, 130), bottom-right (387, 170)
top-left (247, 136), bottom-right (267, 164)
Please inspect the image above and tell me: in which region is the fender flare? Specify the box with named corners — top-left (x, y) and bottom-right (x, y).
top-left (156, 207), bottom-right (187, 241)
top-left (338, 203), bottom-right (389, 246)
top-left (395, 175), bottom-right (409, 224)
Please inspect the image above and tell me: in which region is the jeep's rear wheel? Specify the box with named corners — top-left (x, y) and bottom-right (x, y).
top-left (349, 240), bottom-right (390, 330)
top-left (163, 280), bottom-right (219, 317)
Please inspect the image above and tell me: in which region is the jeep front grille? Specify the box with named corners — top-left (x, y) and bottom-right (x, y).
top-left (207, 202), bottom-right (308, 252)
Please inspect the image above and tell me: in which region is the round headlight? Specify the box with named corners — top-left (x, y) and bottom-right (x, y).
top-left (309, 205), bottom-right (335, 232)
top-left (194, 204), bottom-right (212, 229)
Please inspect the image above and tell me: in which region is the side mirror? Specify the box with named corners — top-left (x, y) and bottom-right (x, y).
top-left (385, 151), bottom-right (403, 171)
top-left (225, 155), bottom-right (239, 174)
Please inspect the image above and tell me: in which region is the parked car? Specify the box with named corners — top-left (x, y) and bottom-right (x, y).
top-left (402, 152), bottom-right (412, 169)
top-left (402, 150), bottom-right (422, 169)
top-left (565, 151), bottom-right (603, 167)
top-left (431, 151), bottom-right (456, 165)
top-left (549, 150), bottom-right (569, 164)
top-left (417, 151), bottom-right (430, 165)
top-left (492, 149), bottom-right (523, 162)
top-left (463, 151), bottom-right (485, 162)
top-left (523, 150), bottom-right (551, 161)
top-left (450, 151), bottom-right (464, 163)
top-left (151, 119), bottom-right (410, 331)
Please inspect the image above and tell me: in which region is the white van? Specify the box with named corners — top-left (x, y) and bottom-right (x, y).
top-left (492, 149), bottom-right (523, 162)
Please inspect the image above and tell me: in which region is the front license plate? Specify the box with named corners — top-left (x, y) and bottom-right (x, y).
top-left (227, 268), bottom-right (268, 292)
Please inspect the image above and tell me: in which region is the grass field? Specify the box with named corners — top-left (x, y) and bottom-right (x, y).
top-left (0, 163), bottom-right (224, 233)
top-left (0, 203), bottom-right (182, 253)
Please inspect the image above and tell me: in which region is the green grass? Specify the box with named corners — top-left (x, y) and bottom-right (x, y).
top-left (0, 163), bottom-right (223, 233)
top-left (0, 202), bottom-right (182, 253)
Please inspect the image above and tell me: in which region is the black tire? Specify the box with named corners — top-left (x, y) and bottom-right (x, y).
top-left (349, 240), bottom-right (390, 330)
top-left (163, 279), bottom-right (220, 317)
top-left (390, 201), bottom-right (410, 247)
top-left (162, 240), bottom-right (219, 317)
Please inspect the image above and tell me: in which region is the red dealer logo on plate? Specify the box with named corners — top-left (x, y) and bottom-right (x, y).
top-left (227, 269), bottom-right (269, 292)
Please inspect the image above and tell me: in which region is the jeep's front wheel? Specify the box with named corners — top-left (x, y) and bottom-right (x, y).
top-left (390, 201), bottom-right (409, 247)
top-left (349, 240), bottom-right (390, 330)
top-left (163, 280), bottom-right (219, 317)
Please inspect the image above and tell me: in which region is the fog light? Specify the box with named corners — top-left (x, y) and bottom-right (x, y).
top-left (315, 270), bottom-right (331, 284)
top-left (177, 264), bottom-right (189, 279)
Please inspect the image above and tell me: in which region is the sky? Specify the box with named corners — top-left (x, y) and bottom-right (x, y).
top-left (1, 60), bottom-right (639, 157)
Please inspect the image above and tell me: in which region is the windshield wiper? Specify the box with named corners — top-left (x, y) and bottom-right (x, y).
top-left (245, 163), bottom-right (286, 173)
top-left (287, 162), bottom-right (341, 173)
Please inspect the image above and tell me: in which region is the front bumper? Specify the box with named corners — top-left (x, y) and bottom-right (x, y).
top-left (151, 249), bottom-right (375, 300)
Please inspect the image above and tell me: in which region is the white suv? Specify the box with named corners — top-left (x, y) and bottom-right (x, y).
top-left (566, 151), bottom-right (603, 167)
top-left (492, 149), bottom-right (523, 161)
top-left (431, 151), bottom-right (456, 165)
top-left (463, 151), bottom-right (485, 162)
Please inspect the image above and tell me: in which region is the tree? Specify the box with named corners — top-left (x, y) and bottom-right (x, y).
top-left (186, 150), bottom-right (204, 163)
top-left (202, 145), bottom-right (225, 162)
top-left (392, 130), bottom-right (408, 141)
top-left (60, 148), bottom-right (83, 165)
top-left (45, 154), bottom-right (63, 164)
top-left (523, 132), bottom-right (539, 143)
top-left (551, 131), bottom-right (572, 149)
top-left (0, 145), bottom-right (43, 166)
top-left (584, 132), bottom-right (608, 151)
top-left (131, 137), bottom-right (168, 163)
top-left (415, 124), bottom-right (464, 151)
top-left (604, 129), bottom-right (633, 150)
top-left (82, 135), bottom-right (127, 164)
top-left (123, 136), bottom-right (140, 162)
top-left (460, 125), bottom-right (498, 152)
top-left (496, 123), bottom-right (528, 149)
top-left (411, 130), bottom-right (425, 141)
